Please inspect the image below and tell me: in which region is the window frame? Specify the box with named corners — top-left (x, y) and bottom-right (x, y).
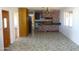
top-left (64, 11), bottom-right (73, 27)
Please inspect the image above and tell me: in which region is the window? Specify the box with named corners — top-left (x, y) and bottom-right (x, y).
top-left (69, 13), bottom-right (73, 27)
top-left (4, 18), bottom-right (7, 28)
top-left (64, 11), bottom-right (73, 27)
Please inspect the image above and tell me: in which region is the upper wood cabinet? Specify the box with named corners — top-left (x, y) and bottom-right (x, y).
top-left (19, 8), bottom-right (29, 37)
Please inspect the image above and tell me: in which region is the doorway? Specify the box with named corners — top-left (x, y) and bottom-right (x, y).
top-left (2, 10), bottom-right (10, 48)
top-left (29, 16), bottom-right (32, 34)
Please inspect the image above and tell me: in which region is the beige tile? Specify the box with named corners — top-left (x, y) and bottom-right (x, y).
top-left (6, 32), bottom-right (79, 51)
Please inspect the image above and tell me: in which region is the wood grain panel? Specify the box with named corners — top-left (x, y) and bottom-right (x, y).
top-left (19, 8), bottom-right (29, 37)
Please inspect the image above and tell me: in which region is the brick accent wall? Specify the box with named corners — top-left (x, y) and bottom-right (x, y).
top-left (35, 10), bottom-right (60, 32)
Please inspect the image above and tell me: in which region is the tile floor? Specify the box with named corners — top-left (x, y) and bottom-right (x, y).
top-left (6, 32), bottom-right (79, 51)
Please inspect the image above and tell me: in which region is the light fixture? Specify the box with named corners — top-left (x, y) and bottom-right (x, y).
top-left (46, 7), bottom-right (49, 14)
top-left (42, 7), bottom-right (49, 14)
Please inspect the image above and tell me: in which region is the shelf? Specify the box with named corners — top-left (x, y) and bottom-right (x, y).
top-left (35, 20), bottom-right (53, 22)
top-left (34, 20), bottom-right (61, 25)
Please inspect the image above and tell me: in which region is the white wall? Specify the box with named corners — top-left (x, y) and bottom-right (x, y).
top-left (71, 8), bottom-right (79, 45)
top-left (59, 7), bottom-right (79, 45)
top-left (14, 8), bottom-right (19, 39)
top-left (59, 8), bottom-right (73, 40)
top-left (9, 8), bottom-right (16, 44)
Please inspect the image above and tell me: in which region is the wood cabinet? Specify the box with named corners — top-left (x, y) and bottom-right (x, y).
top-left (19, 8), bottom-right (29, 37)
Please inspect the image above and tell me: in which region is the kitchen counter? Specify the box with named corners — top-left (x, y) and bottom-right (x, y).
top-left (34, 19), bottom-right (61, 32)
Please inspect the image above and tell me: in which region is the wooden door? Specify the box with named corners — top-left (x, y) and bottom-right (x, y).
top-left (19, 8), bottom-right (29, 37)
top-left (2, 10), bottom-right (10, 48)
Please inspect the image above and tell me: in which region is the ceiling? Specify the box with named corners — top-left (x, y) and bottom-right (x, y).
top-left (28, 7), bottom-right (63, 12)
top-left (1, 7), bottom-right (65, 12)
